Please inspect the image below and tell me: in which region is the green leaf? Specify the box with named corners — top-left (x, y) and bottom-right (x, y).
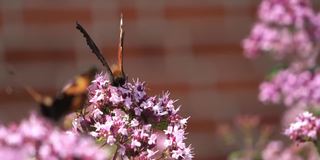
top-left (267, 64), bottom-right (287, 80)
top-left (153, 119), bottom-right (169, 130)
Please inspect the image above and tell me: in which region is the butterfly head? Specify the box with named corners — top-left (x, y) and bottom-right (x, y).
top-left (111, 65), bottom-right (126, 86)
top-left (112, 75), bottom-right (126, 87)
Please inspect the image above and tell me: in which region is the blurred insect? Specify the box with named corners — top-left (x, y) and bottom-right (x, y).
top-left (25, 67), bottom-right (97, 122)
top-left (76, 15), bottom-right (127, 87)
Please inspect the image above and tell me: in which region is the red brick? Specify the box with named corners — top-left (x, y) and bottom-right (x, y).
top-left (261, 113), bottom-right (282, 124)
top-left (22, 8), bottom-right (92, 25)
top-left (192, 43), bottom-right (242, 55)
top-left (165, 6), bottom-right (226, 19)
top-left (164, 5), bottom-right (256, 20)
top-left (81, 46), bottom-right (165, 73)
top-left (229, 5), bottom-right (257, 18)
top-left (188, 114), bottom-right (280, 134)
top-left (0, 12), bottom-right (3, 30)
top-left (0, 102), bottom-right (36, 122)
top-left (0, 87), bottom-right (57, 104)
top-left (188, 119), bottom-right (216, 133)
top-left (148, 82), bottom-right (191, 95)
top-left (102, 46), bottom-right (165, 59)
top-left (231, 5), bottom-right (258, 18)
top-left (4, 48), bottom-right (76, 63)
top-left (212, 80), bottom-right (259, 92)
top-left (135, 68), bottom-right (257, 94)
top-left (193, 54), bottom-right (262, 82)
top-left (118, 5), bottom-right (138, 21)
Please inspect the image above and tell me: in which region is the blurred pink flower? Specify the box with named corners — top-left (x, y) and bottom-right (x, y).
top-left (243, 0), bottom-right (320, 65)
top-left (0, 113), bottom-right (107, 160)
top-left (258, 68), bottom-right (320, 108)
top-left (262, 140), bottom-right (302, 160)
top-left (262, 140), bottom-right (319, 160)
top-left (285, 111), bottom-right (320, 142)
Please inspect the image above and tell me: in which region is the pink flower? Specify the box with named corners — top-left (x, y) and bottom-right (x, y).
top-left (73, 74), bottom-right (193, 159)
top-left (258, 68), bottom-right (320, 108)
top-left (262, 140), bottom-right (304, 160)
top-left (285, 111), bottom-right (320, 142)
top-left (131, 139), bottom-right (141, 148)
top-left (148, 134), bottom-right (157, 145)
top-left (243, 0), bottom-right (320, 66)
top-left (0, 113), bottom-right (107, 160)
top-left (147, 149), bottom-right (158, 158)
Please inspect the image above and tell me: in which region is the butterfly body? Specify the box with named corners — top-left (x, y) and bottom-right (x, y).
top-left (111, 65), bottom-right (126, 86)
top-left (40, 94), bottom-right (74, 121)
top-left (26, 67), bottom-right (97, 121)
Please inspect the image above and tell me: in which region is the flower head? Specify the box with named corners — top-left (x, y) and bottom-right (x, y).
top-left (243, 0), bottom-right (320, 67)
top-left (0, 113), bottom-right (107, 160)
top-left (285, 111), bottom-right (320, 142)
top-left (262, 140), bottom-right (317, 160)
top-left (73, 73), bottom-right (193, 159)
top-left (258, 68), bottom-right (320, 108)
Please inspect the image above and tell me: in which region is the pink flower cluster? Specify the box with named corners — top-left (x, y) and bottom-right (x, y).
top-left (73, 73), bottom-right (193, 159)
top-left (259, 68), bottom-right (320, 107)
top-left (262, 140), bottom-right (319, 160)
top-left (262, 141), bottom-right (300, 160)
top-left (285, 111), bottom-right (320, 142)
top-left (243, 0), bottom-right (320, 61)
top-left (242, 0), bottom-right (320, 158)
top-left (0, 113), bottom-right (106, 160)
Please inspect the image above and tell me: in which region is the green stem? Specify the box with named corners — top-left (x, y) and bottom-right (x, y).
top-left (112, 145), bottom-right (119, 160)
top-left (314, 140), bottom-right (320, 155)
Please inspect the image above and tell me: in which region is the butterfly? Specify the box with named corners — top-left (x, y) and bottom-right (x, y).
top-left (25, 67), bottom-right (98, 121)
top-left (76, 15), bottom-right (127, 87)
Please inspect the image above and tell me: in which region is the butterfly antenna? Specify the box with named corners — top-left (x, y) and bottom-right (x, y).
top-left (76, 22), bottom-right (114, 82)
top-left (118, 14), bottom-right (125, 74)
top-left (24, 86), bottom-right (43, 103)
top-left (4, 66), bottom-right (38, 99)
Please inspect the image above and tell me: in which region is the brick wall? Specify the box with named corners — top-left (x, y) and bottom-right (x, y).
top-left (0, 0), bottom-right (285, 159)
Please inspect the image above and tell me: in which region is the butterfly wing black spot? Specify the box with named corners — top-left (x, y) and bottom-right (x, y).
top-left (40, 94), bottom-right (74, 122)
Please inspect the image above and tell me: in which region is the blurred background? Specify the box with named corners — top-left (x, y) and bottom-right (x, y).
top-left (0, 0), bottom-right (285, 159)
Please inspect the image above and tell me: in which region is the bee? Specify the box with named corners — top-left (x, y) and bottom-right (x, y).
top-left (25, 67), bottom-right (97, 121)
top-left (76, 15), bottom-right (127, 87)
